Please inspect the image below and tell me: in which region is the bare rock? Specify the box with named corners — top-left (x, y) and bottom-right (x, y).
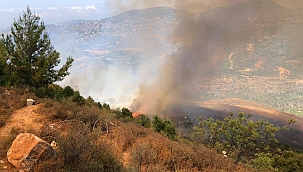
top-left (7, 133), bottom-right (56, 171)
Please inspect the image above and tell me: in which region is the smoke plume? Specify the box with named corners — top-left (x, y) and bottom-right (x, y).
top-left (129, 0), bottom-right (269, 115)
top-left (61, 0), bottom-right (297, 115)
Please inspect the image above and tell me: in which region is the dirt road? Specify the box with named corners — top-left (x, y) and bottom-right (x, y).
top-left (0, 105), bottom-right (45, 137)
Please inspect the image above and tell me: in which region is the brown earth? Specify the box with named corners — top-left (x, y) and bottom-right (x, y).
top-left (0, 105), bottom-right (46, 137)
top-left (0, 105), bottom-right (48, 171)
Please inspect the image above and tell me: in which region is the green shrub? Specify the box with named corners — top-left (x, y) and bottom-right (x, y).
top-left (34, 84), bottom-right (72, 99)
top-left (85, 96), bottom-right (96, 107)
top-left (114, 107), bottom-right (133, 122)
top-left (102, 103), bottom-right (110, 110)
top-left (192, 112), bottom-right (283, 163)
top-left (135, 114), bottom-right (151, 128)
top-left (152, 115), bottom-right (178, 141)
top-left (273, 150), bottom-right (303, 172)
top-left (62, 86), bottom-right (74, 99)
top-left (72, 91), bottom-right (85, 106)
top-left (251, 152), bottom-right (275, 171)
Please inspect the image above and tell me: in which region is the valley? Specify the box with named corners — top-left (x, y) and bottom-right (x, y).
top-left (37, 1), bottom-right (303, 117)
top-left (2, 0), bottom-right (303, 117)
top-left (199, 76), bottom-right (303, 117)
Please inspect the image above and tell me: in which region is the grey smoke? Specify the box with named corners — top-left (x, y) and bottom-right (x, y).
top-left (59, 0), bottom-right (300, 114)
top-left (130, 0), bottom-right (280, 114)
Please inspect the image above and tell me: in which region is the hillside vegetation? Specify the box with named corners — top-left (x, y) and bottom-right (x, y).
top-left (1, 86), bottom-right (303, 171)
top-left (0, 86), bottom-right (249, 171)
top-left (1, 5), bottom-right (303, 172)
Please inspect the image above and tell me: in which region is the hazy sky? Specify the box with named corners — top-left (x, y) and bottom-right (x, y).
top-left (0, 0), bottom-right (109, 28)
top-left (1, 0), bottom-right (303, 28)
top-left (0, 0), bottom-right (103, 8)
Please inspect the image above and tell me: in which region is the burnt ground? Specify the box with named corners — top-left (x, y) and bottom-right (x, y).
top-left (166, 98), bottom-right (303, 150)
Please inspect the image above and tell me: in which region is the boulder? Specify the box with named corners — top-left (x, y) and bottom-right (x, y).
top-left (7, 133), bottom-right (56, 171)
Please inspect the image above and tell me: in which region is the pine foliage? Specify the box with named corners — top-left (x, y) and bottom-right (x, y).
top-left (1, 6), bottom-right (73, 88)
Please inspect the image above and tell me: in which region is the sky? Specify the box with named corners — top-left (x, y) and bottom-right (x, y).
top-left (0, 0), bottom-right (103, 8)
top-left (1, 0), bottom-right (303, 28)
top-left (0, 0), bottom-right (110, 28)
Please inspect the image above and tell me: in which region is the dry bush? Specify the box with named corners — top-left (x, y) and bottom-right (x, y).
top-left (129, 135), bottom-right (171, 171)
top-left (37, 98), bottom-right (79, 120)
top-left (0, 86), bottom-right (254, 171)
top-left (5, 87), bottom-right (37, 109)
top-left (33, 160), bottom-right (65, 172)
top-left (110, 120), bottom-right (252, 171)
top-left (38, 98), bottom-right (111, 127)
top-left (112, 123), bottom-right (150, 153)
top-left (36, 121), bottom-right (123, 172)
top-left (75, 105), bottom-right (102, 131)
top-left (168, 144), bottom-right (247, 172)
top-left (39, 123), bottom-right (60, 143)
top-left (0, 104), bottom-right (11, 127)
top-left (129, 135), bottom-right (252, 172)
top-left (0, 134), bottom-right (17, 159)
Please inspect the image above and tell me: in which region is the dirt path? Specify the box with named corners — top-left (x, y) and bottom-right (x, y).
top-left (0, 105), bottom-right (48, 171)
top-left (0, 105), bottom-right (46, 137)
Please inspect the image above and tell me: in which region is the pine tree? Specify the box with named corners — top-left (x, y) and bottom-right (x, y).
top-left (1, 6), bottom-right (73, 88)
top-left (0, 39), bottom-right (8, 85)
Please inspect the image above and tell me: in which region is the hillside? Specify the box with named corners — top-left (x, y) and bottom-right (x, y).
top-left (1, 89), bottom-right (303, 171)
top-left (2, 2), bottom-right (303, 171)
top-left (45, 0), bottom-right (303, 77)
top-left (155, 97), bottom-right (303, 150)
top-left (192, 98), bottom-right (303, 149)
top-left (0, 105), bottom-right (46, 138)
top-left (0, 96), bottom-right (250, 171)
top-left (36, 0), bottom-right (303, 116)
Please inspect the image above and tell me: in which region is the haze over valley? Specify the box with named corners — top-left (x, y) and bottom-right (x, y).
top-left (16, 0), bottom-right (301, 118)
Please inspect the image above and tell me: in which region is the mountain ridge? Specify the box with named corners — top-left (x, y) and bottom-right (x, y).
top-left (45, 2), bottom-right (303, 116)
top-left (2, 1), bottom-right (303, 116)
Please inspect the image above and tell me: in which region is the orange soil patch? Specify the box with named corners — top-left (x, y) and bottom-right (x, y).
top-left (0, 105), bottom-right (46, 137)
top-left (277, 66), bottom-right (291, 79)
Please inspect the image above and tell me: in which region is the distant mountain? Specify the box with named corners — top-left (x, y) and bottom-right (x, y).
top-left (45, 1), bottom-right (303, 77)
top-left (46, 1), bottom-right (303, 115)
top-left (199, 0), bottom-right (303, 77)
top-left (45, 7), bottom-right (190, 69)
top-left (2, 0), bottom-right (303, 115)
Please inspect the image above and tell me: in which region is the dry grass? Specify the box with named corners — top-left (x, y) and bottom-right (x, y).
top-left (0, 87), bottom-right (255, 171)
top-left (107, 120), bottom-right (253, 171)
top-left (37, 98), bottom-right (79, 120)
top-left (128, 136), bottom-right (251, 172)
top-left (0, 87), bottom-right (37, 127)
